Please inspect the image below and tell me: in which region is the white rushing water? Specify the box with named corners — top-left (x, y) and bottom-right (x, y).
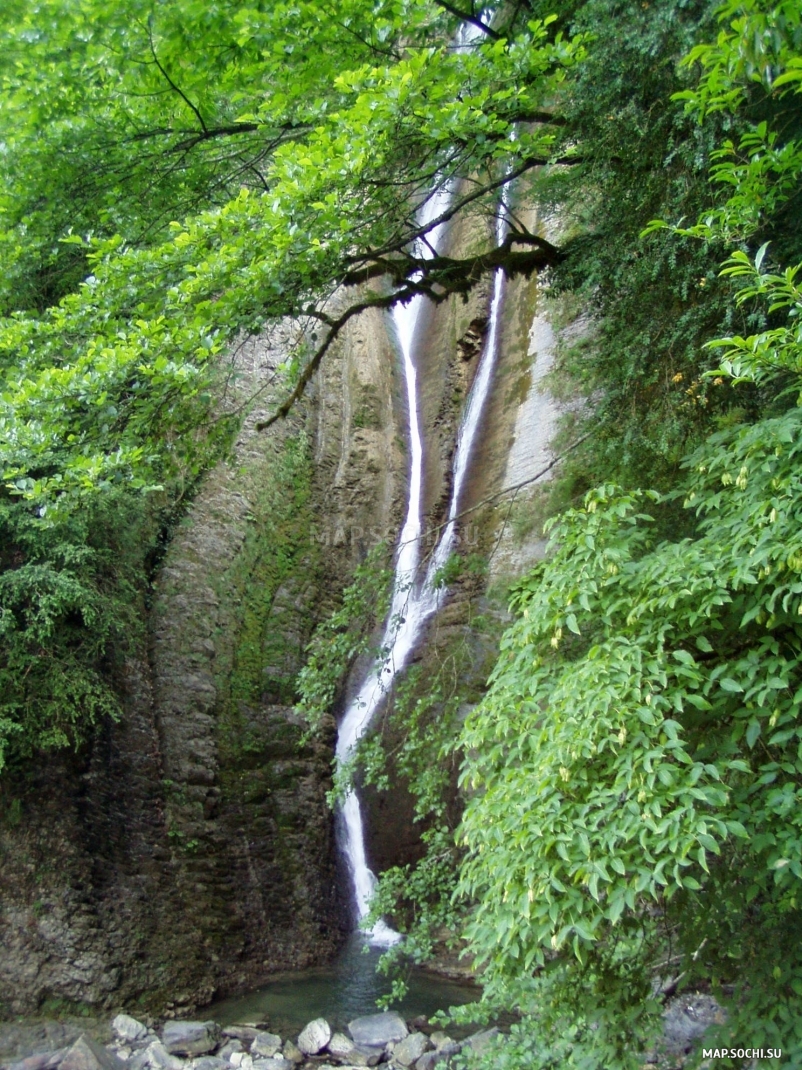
top-left (335, 187), bottom-right (509, 946)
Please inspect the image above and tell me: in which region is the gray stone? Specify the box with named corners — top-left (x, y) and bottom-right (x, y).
top-left (413, 1044), bottom-right (461, 1070)
top-left (59, 1036), bottom-right (128, 1070)
top-left (663, 994), bottom-right (725, 1054)
top-left (326, 1034), bottom-right (354, 1060)
top-left (220, 1032), bottom-right (258, 1045)
top-left (130, 1035), bottom-right (158, 1054)
top-left (137, 1041), bottom-right (184, 1070)
top-left (347, 1014), bottom-right (407, 1050)
top-left (280, 1042), bottom-right (302, 1066)
top-left (438, 1043), bottom-right (461, 1059)
top-left (461, 1030), bottom-right (498, 1058)
top-left (163, 1025), bottom-right (220, 1058)
top-left (128, 1049), bottom-right (149, 1070)
top-left (392, 1034), bottom-right (430, 1068)
top-left (251, 1060), bottom-right (291, 1070)
top-left (344, 1047), bottom-right (381, 1068)
top-left (9, 1050), bottom-right (67, 1070)
top-left (427, 1034), bottom-right (450, 1051)
top-left (190, 1059), bottom-right (228, 1070)
top-left (112, 1019), bottom-right (149, 1045)
top-left (296, 1021), bottom-right (331, 1057)
top-left (215, 1042), bottom-right (242, 1060)
top-left (249, 1036), bottom-right (281, 1060)
top-left (414, 1056), bottom-right (437, 1070)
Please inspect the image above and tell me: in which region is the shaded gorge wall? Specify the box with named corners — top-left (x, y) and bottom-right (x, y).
top-left (0, 196), bottom-right (573, 1015)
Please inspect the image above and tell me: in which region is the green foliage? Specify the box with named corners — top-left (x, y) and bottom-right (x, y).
top-left (0, 0), bottom-right (585, 516)
top-left (457, 3), bottom-right (802, 1064)
top-left (0, 0), bottom-right (582, 770)
top-left (297, 544), bottom-right (393, 734)
top-left (0, 489), bottom-right (149, 771)
top-left (432, 551), bottom-right (488, 590)
top-left (221, 433), bottom-right (319, 715)
top-left (460, 424), bottom-right (802, 1052)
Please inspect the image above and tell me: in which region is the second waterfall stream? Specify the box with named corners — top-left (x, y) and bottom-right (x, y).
top-left (335, 194), bottom-right (508, 944)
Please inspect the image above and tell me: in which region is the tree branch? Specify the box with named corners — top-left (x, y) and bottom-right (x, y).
top-left (128, 122), bottom-right (260, 143)
top-left (146, 20), bottom-right (208, 135)
top-left (255, 235), bottom-right (563, 432)
top-left (345, 152), bottom-right (580, 269)
top-left (432, 0), bottom-right (502, 41)
top-left (254, 294), bottom-right (399, 430)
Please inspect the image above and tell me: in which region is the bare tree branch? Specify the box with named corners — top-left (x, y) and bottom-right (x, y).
top-left (255, 234), bottom-right (563, 432)
top-left (146, 19), bottom-right (208, 135)
top-left (346, 152), bottom-right (580, 269)
top-left (432, 0), bottom-right (502, 40)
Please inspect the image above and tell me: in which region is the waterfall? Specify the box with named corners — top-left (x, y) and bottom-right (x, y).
top-left (335, 175), bottom-right (509, 949)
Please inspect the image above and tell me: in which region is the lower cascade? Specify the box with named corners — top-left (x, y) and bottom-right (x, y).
top-left (335, 200), bottom-right (508, 944)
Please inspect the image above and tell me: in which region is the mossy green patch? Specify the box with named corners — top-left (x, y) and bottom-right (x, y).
top-left (215, 432), bottom-right (320, 767)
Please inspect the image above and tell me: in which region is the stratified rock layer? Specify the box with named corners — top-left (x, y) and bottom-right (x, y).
top-left (0, 311), bottom-right (403, 1015)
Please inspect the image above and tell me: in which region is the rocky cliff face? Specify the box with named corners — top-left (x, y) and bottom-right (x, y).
top-left (361, 198), bottom-right (569, 880)
top-left (0, 197), bottom-right (570, 1016)
top-left (0, 308), bottom-right (404, 1016)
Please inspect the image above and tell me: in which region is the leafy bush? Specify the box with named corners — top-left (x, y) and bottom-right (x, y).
top-left (457, 1), bottom-right (802, 1063)
top-left (0, 491), bottom-right (150, 771)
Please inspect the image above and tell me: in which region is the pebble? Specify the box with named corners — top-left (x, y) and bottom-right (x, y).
top-left (2, 1012), bottom-right (490, 1070)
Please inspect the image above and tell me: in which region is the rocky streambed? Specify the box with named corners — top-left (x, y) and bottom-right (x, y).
top-left (2, 1013), bottom-right (497, 1070)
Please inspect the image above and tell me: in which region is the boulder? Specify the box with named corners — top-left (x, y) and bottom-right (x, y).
top-left (326, 1034), bottom-right (354, 1060)
top-left (220, 1031), bottom-right (258, 1045)
top-left (215, 1042), bottom-right (242, 1060)
top-left (437, 1043), bottom-right (461, 1060)
top-left (132, 1041), bottom-right (184, 1070)
top-left (251, 1060), bottom-right (292, 1070)
top-left (392, 1033), bottom-right (430, 1068)
top-left (460, 1030), bottom-right (498, 1059)
top-left (249, 1035), bottom-right (281, 1060)
top-left (163, 1024), bottom-right (220, 1058)
top-left (663, 994), bottom-right (724, 1055)
top-left (413, 1044), bottom-right (461, 1070)
top-left (59, 1036), bottom-right (128, 1070)
top-left (347, 1014), bottom-right (407, 1050)
top-left (112, 1018), bottom-right (149, 1045)
top-left (413, 1056), bottom-right (439, 1070)
top-left (9, 1050), bottom-right (67, 1070)
top-left (280, 1042), bottom-right (302, 1066)
top-left (190, 1059), bottom-right (228, 1070)
top-left (427, 1034), bottom-right (450, 1051)
top-left (296, 1021), bottom-right (331, 1057)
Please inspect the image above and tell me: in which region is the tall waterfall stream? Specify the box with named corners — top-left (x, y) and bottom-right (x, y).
top-left (335, 198), bottom-right (508, 944)
top-left (208, 199), bottom-right (506, 1029)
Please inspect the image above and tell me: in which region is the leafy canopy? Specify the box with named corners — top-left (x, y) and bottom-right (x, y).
top-left (457, 0), bottom-right (802, 1064)
top-left (0, 0), bottom-right (582, 769)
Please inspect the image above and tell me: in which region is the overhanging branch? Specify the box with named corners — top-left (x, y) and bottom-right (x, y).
top-left (432, 0), bottom-right (502, 40)
top-left (348, 152), bottom-right (581, 267)
top-left (255, 236), bottom-right (562, 432)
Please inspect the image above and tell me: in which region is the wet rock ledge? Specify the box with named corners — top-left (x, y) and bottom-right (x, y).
top-left (3, 1013), bottom-right (497, 1070)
